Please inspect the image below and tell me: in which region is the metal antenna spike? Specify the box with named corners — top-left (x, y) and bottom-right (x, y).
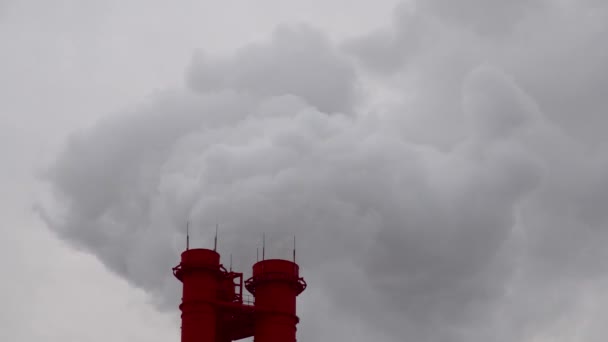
top-left (186, 220), bottom-right (190, 250)
top-left (230, 254), bottom-right (233, 272)
top-left (262, 232), bottom-right (266, 261)
top-left (293, 235), bottom-right (296, 263)
top-left (256, 248), bottom-right (259, 262)
top-left (214, 224), bottom-right (218, 252)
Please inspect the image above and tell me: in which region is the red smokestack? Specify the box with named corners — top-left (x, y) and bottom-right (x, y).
top-left (173, 249), bottom-right (221, 342)
top-left (245, 259), bottom-right (306, 342)
top-left (173, 247), bottom-right (306, 342)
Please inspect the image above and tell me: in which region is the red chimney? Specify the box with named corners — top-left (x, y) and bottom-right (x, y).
top-left (173, 248), bottom-right (306, 342)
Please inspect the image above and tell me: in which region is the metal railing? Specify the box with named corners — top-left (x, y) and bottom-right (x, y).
top-left (242, 294), bottom-right (255, 306)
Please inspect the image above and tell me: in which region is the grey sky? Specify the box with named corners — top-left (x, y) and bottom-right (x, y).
top-left (2, 1), bottom-right (608, 341)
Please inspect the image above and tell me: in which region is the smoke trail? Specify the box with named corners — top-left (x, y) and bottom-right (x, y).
top-left (40, 3), bottom-right (608, 341)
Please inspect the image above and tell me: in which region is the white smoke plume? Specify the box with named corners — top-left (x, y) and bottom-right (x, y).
top-left (41, 2), bottom-right (608, 341)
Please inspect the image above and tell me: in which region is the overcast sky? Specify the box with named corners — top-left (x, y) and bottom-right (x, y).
top-left (2, 1), bottom-right (608, 341)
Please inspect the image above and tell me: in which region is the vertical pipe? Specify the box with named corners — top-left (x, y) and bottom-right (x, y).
top-left (246, 259), bottom-right (306, 342)
top-left (174, 249), bottom-right (220, 342)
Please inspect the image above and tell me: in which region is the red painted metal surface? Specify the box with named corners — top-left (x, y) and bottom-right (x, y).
top-left (245, 259), bottom-right (307, 342)
top-left (173, 249), bottom-right (221, 342)
top-left (173, 249), bottom-right (306, 342)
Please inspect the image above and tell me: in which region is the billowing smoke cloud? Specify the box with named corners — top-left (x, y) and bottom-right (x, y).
top-left (40, 2), bottom-right (608, 341)
top-left (187, 25), bottom-right (358, 114)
